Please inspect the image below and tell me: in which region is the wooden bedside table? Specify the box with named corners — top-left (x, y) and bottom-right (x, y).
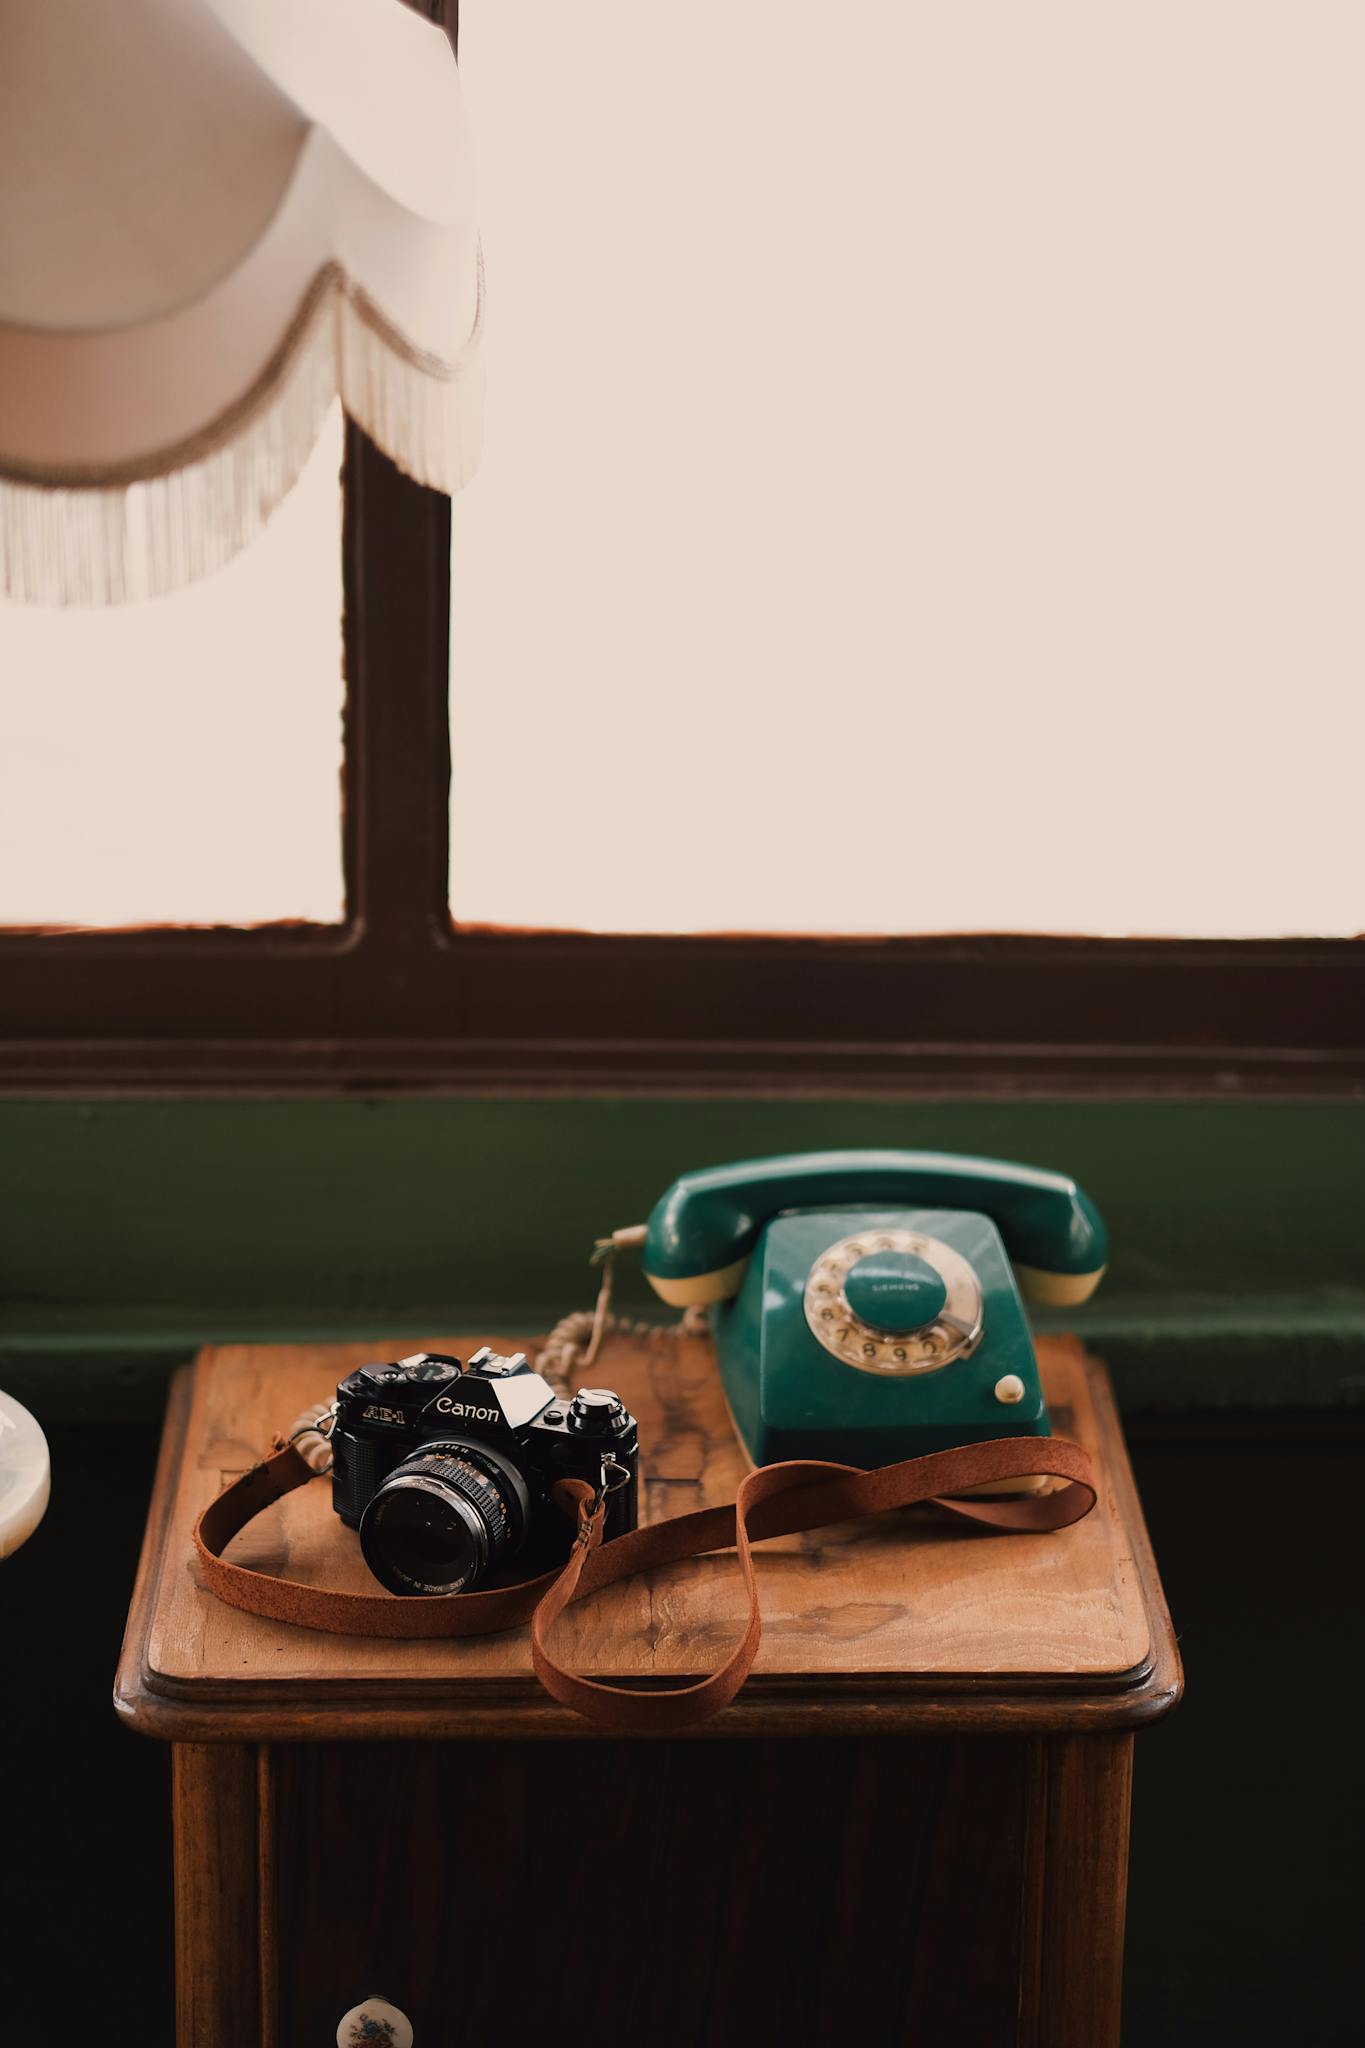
top-left (116, 1331), bottom-right (1179, 2048)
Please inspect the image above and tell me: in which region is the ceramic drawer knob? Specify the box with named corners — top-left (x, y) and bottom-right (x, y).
top-left (0, 1390), bottom-right (51, 1559)
top-left (337, 1996), bottom-right (414, 2047)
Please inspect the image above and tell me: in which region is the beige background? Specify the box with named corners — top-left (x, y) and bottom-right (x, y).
top-left (0, 413), bottom-right (345, 926)
top-left (1, 4), bottom-right (1361, 935)
top-left (451, 0), bottom-right (1364, 936)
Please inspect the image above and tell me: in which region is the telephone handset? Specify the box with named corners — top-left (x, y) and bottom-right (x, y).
top-left (639, 1150), bottom-right (1107, 1468)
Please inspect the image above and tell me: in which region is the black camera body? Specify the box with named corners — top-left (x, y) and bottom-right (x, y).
top-left (331, 1348), bottom-right (639, 1597)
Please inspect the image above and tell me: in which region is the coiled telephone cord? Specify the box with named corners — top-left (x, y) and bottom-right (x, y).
top-left (286, 1227), bottom-right (700, 1449)
top-left (533, 1223), bottom-right (707, 1395)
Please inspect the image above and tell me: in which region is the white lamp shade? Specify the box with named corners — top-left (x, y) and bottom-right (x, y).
top-left (0, 0), bottom-right (483, 602)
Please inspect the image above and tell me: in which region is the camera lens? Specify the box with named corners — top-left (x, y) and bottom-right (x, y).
top-left (359, 1440), bottom-right (530, 1596)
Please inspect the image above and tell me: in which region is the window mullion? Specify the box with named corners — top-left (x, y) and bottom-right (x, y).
top-left (341, 424), bottom-right (453, 958)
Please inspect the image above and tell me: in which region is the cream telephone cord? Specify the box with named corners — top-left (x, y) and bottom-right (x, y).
top-left (533, 1225), bottom-right (707, 1396)
top-left (284, 1228), bottom-right (700, 1454)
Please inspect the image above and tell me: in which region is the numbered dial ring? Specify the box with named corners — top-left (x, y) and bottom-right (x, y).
top-left (803, 1230), bottom-right (984, 1375)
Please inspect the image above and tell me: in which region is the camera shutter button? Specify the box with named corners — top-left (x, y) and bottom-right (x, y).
top-left (570, 1388), bottom-right (623, 1431)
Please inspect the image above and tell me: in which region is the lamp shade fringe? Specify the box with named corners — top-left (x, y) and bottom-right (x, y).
top-left (0, 261), bottom-right (483, 607)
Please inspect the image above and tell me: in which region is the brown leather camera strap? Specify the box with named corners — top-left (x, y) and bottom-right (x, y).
top-left (195, 1433), bottom-right (1097, 1732)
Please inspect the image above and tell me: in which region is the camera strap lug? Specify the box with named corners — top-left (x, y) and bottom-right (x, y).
top-left (598, 1454), bottom-right (632, 1500)
top-left (572, 1456), bottom-right (631, 1552)
top-left (279, 1400), bottom-right (338, 1475)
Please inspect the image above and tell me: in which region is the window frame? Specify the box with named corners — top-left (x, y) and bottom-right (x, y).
top-left (1, 3), bottom-right (1361, 1097)
top-left (2, 424), bottom-right (1360, 1094)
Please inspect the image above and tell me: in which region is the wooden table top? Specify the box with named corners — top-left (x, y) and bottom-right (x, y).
top-left (116, 1331), bottom-right (1180, 1741)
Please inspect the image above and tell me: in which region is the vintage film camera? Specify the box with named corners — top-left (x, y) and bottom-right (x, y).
top-left (331, 1348), bottom-right (639, 1596)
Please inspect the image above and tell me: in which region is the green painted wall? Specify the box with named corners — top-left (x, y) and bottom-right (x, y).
top-left (2, 1096), bottom-right (1361, 1420)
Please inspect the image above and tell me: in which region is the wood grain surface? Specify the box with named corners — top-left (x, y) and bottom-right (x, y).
top-left (171, 1744), bottom-right (261, 2046)
top-left (267, 1735), bottom-right (1038, 2047)
top-left (117, 1331), bottom-right (1180, 1739)
top-left (130, 1331), bottom-right (1176, 2047)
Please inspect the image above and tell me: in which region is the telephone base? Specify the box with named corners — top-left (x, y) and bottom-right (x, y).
top-left (718, 1379), bottom-right (1051, 1495)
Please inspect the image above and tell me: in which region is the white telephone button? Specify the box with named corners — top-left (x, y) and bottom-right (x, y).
top-left (994, 1374), bottom-right (1026, 1404)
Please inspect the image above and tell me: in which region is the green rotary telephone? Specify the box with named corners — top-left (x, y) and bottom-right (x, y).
top-left (638, 1150), bottom-right (1107, 1469)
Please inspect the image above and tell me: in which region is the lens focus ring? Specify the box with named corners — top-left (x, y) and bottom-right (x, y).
top-left (358, 1438), bottom-right (528, 1597)
top-left (417, 1454), bottom-right (510, 1544)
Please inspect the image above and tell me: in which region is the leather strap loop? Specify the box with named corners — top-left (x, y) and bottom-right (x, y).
top-left (194, 1434), bottom-right (1098, 1730)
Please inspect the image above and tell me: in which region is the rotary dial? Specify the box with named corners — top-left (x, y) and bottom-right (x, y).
top-left (803, 1229), bottom-right (984, 1375)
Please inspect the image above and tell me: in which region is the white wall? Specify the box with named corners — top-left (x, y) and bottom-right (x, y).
top-left (450, 2), bottom-right (1364, 936)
